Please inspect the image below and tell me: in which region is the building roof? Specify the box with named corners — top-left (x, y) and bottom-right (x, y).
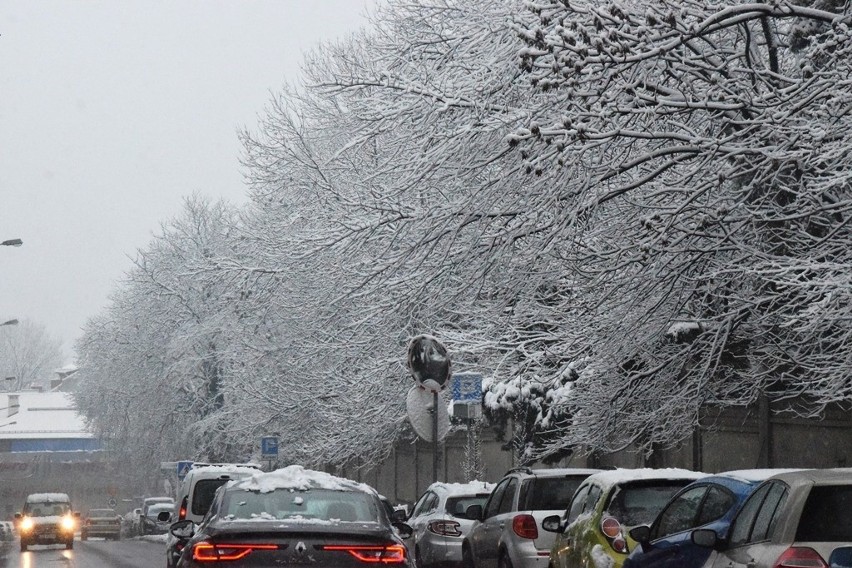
top-left (0, 391), bottom-right (95, 440)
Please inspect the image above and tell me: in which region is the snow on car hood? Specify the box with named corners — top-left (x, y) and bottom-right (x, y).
top-left (232, 465), bottom-right (375, 494)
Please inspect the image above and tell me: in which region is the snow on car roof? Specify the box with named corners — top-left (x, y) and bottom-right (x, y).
top-left (716, 469), bottom-right (805, 483)
top-left (232, 465), bottom-right (375, 494)
top-left (429, 481), bottom-right (495, 496)
top-left (26, 493), bottom-right (70, 502)
top-left (585, 468), bottom-right (706, 489)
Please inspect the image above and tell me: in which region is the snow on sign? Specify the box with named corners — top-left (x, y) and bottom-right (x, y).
top-left (406, 386), bottom-right (450, 442)
top-left (451, 372), bottom-right (483, 402)
top-left (407, 334), bottom-right (451, 393)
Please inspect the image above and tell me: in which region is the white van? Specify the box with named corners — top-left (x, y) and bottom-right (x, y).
top-left (175, 463), bottom-right (261, 523)
top-left (165, 463), bottom-right (261, 568)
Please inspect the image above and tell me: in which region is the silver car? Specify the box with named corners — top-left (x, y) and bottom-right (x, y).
top-left (692, 468), bottom-right (852, 568)
top-left (464, 468), bottom-right (600, 568)
top-left (408, 481), bottom-right (495, 568)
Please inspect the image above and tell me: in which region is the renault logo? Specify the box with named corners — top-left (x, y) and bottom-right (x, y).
top-left (295, 541), bottom-right (307, 555)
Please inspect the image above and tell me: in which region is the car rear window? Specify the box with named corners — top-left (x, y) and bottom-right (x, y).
top-left (446, 495), bottom-right (490, 518)
top-left (192, 478), bottom-right (231, 516)
top-left (89, 509), bottom-right (115, 517)
top-left (221, 488), bottom-right (379, 522)
top-left (521, 476), bottom-right (587, 511)
top-left (606, 481), bottom-right (690, 526)
top-left (796, 485), bottom-right (852, 542)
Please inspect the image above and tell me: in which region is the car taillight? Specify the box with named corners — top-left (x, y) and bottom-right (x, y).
top-left (428, 520), bottom-right (462, 537)
top-left (600, 517), bottom-right (627, 553)
top-left (512, 515), bottom-right (538, 539)
top-left (192, 542), bottom-right (278, 562)
top-left (322, 545), bottom-right (407, 564)
top-left (773, 547), bottom-right (828, 568)
top-left (178, 497), bottom-right (188, 521)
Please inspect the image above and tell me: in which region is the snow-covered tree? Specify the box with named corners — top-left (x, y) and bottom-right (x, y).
top-left (0, 319), bottom-right (63, 391)
top-left (502, 0), bottom-right (852, 453)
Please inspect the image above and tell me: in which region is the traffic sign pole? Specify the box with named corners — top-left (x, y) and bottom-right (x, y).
top-left (432, 391), bottom-right (439, 483)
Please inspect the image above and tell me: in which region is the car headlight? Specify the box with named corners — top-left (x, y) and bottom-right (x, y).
top-left (61, 516), bottom-right (75, 531)
top-left (20, 517), bottom-right (34, 532)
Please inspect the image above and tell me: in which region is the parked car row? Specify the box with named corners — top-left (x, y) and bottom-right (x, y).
top-left (396, 466), bottom-right (852, 568)
top-left (151, 461), bottom-right (851, 568)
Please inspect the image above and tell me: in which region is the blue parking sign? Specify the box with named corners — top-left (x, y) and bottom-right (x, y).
top-left (261, 436), bottom-right (279, 457)
top-left (451, 372), bottom-right (483, 402)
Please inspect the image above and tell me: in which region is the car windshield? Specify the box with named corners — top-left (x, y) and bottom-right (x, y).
top-left (26, 502), bottom-right (70, 517)
top-left (220, 488), bottom-right (379, 523)
top-left (89, 509), bottom-right (115, 517)
top-left (446, 495), bottom-right (490, 518)
top-left (605, 482), bottom-right (689, 526)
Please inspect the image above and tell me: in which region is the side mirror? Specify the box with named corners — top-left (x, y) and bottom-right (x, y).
top-left (393, 522), bottom-right (414, 540)
top-left (629, 525), bottom-right (651, 544)
top-left (391, 509), bottom-right (407, 523)
top-left (541, 515), bottom-right (562, 533)
top-left (169, 519), bottom-right (195, 539)
top-left (157, 511), bottom-right (172, 523)
top-left (691, 529), bottom-right (719, 549)
top-left (465, 504), bottom-right (483, 521)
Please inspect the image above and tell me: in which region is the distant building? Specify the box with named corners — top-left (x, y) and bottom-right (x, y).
top-left (0, 391), bottom-right (99, 453)
top-left (0, 390), bottom-right (107, 516)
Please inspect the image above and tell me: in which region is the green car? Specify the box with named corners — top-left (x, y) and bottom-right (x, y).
top-left (542, 469), bottom-right (704, 568)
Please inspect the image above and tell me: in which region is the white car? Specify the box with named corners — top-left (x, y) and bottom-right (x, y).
top-left (408, 481), bottom-right (495, 568)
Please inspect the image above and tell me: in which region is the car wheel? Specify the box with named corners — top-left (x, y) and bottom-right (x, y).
top-left (498, 551), bottom-right (513, 568)
top-left (20, 542), bottom-right (27, 552)
top-left (66, 540), bottom-right (74, 550)
top-left (415, 547), bottom-right (426, 568)
top-left (81, 532), bottom-right (88, 541)
top-left (115, 533), bottom-right (121, 541)
top-left (462, 544), bottom-right (476, 568)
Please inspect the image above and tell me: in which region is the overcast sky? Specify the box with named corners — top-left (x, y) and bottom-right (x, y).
top-left (0, 1), bottom-right (382, 362)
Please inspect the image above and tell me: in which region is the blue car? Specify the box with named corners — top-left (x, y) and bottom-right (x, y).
top-left (623, 470), bottom-right (797, 568)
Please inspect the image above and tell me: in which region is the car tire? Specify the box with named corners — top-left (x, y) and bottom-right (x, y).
top-left (66, 540), bottom-right (74, 550)
top-left (462, 544), bottom-right (476, 568)
top-left (81, 533), bottom-right (88, 541)
top-left (415, 547), bottom-right (426, 568)
top-left (498, 551), bottom-right (513, 568)
top-left (115, 533), bottom-right (121, 541)
top-left (20, 542), bottom-right (27, 552)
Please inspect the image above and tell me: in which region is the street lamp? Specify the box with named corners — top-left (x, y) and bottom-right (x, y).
top-left (1, 239), bottom-right (22, 247)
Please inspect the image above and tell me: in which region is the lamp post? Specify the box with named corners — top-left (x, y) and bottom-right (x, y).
top-left (1, 239), bottom-right (22, 247)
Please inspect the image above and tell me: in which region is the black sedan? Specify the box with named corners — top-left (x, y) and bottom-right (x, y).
top-left (169, 465), bottom-right (413, 567)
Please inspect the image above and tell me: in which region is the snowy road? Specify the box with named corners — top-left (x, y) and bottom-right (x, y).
top-left (1, 537), bottom-right (165, 567)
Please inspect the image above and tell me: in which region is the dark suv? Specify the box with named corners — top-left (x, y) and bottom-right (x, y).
top-left (463, 468), bottom-right (600, 568)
